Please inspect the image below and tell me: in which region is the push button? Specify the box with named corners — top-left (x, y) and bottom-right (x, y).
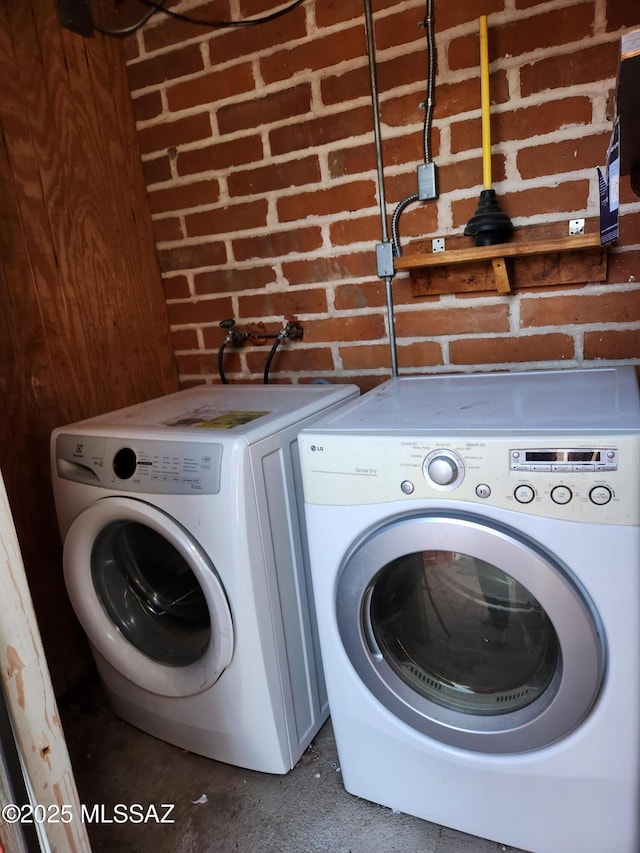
top-left (514, 484), bottom-right (535, 504)
top-left (589, 486), bottom-right (612, 505)
top-left (551, 485), bottom-right (572, 505)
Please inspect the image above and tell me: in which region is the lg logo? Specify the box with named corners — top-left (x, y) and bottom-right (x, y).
top-left (310, 445), bottom-right (324, 452)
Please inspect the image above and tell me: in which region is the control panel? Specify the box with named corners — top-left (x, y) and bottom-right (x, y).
top-left (55, 434), bottom-right (223, 495)
top-left (299, 433), bottom-right (640, 525)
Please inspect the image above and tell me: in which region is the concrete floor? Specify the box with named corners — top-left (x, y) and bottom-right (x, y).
top-left (59, 681), bottom-right (528, 853)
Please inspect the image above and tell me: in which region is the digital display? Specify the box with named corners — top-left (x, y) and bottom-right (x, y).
top-left (526, 451), bottom-right (559, 462)
top-left (518, 449), bottom-right (606, 464)
top-left (568, 451), bottom-right (600, 462)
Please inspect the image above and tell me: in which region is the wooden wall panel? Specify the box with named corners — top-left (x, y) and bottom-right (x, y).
top-left (0, 0), bottom-right (179, 696)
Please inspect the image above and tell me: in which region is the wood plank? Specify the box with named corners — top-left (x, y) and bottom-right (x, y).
top-left (410, 247), bottom-right (607, 296)
top-left (0, 470), bottom-right (90, 852)
top-left (396, 232), bottom-right (602, 271)
top-left (0, 0), bottom-right (179, 695)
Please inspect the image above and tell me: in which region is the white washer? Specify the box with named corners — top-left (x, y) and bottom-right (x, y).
top-left (299, 367), bottom-right (640, 852)
top-left (51, 383), bottom-right (358, 774)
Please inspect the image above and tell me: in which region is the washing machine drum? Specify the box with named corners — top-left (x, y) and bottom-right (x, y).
top-left (63, 497), bottom-right (234, 698)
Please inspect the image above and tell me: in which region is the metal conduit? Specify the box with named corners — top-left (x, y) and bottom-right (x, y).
top-left (363, 0), bottom-right (398, 378)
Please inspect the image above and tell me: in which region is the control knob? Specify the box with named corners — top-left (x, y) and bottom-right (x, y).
top-left (423, 449), bottom-right (465, 490)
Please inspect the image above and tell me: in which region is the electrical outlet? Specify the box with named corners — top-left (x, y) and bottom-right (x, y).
top-left (432, 238), bottom-right (445, 253)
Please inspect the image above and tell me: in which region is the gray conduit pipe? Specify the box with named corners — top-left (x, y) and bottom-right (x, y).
top-left (363, 0), bottom-right (399, 378)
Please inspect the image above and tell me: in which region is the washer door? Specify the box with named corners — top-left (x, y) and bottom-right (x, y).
top-left (63, 497), bottom-right (234, 697)
top-left (337, 511), bottom-right (604, 753)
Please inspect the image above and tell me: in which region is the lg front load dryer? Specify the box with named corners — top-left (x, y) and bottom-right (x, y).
top-left (299, 367), bottom-right (640, 853)
top-left (51, 382), bottom-right (358, 773)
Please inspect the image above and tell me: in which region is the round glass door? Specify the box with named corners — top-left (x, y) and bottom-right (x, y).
top-left (64, 497), bottom-right (234, 698)
top-left (92, 521), bottom-right (211, 667)
top-left (370, 551), bottom-right (558, 716)
top-left (337, 511), bottom-right (604, 753)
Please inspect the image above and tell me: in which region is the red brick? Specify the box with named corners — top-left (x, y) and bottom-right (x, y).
top-left (397, 341), bottom-right (444, 369)
top-left (138, 113), bottom-right (213, 157)
top-left (605, 0), bottom-right (640, 32)
top-left (305, 314), bottom-right (386, 344)
top-left (449, 6), bottom-right (594, 71)
top-left (194, 266), bottom-right (275, 296)
top-left (438, 154), bottom-right (506, 194)
top-left (584, 329), bottom-right (640, 359)
top-left (502, 180), bottom-right (590, 218)
top-left (185, 200), bottom-right (268, 238)
top-left (232, 226), bottom-right (323, 262)
top-left (246, 346), bottom-right (334, 374)
top-left (329, 214), bottom-right (381, 248)
top-left (521, 291), bottom-right (640, 328)
top-left (449, 333), bottom-right (574, 365)
top-left (321, 52), bottom-right (426, 107)
top-left (315, 0), bottom-right (383, 29)
top-left (175, 351), bottom-right (220, 377)
top-left (451, 98), bottom-right (593, 154)
top-left (142, 155), bottom-right (173, 186)
top-left (167, 294), bottom-right (233, 326)
top-left (340, 343), bottom-right (400, 371)
top-left (171, 328), bottom-right (200, 350)
top-left (166, 63), bottom-right (255, 113)
top-left (270, 106), bottom-right (373, 157)
top-left (517, 133), bottom-right (610, 180)
top-left (328, 143), bottom-right (374, 179)
top-left (162, 274), bottom-right (190, 300)
top-left (127, 44), bottom-right (205, 93)
top-left (374, 6), bottom-right (431, 52)
top-left (260, 27), bottom-right (364, 86)
top-left (432, 72), bottom-right (509, 123)
top-left (282, 253), bottom-right (376, 285)
top-left (227, 155), bottom-right (321, 198)
top-left (396, 303), bottom-right (509, 337)
top-left (148, 178), bottom-right (221, 215)
top-left (203, 8), bottom-right (308, 66)
top-left (521, 44), bottom-right (618, 97)
top-left (159, 241), bottom-right (227, 273)
top-left (334, 281), bottom-right (386, 311)
top-left (152, 216), bottom-right (183, 243)
top-left (217, 84), bottom-right (311, 135)
top-left (140, 2), bottom-right (233, 52)
top-left (607, 248), bottom-right (640, 284)
top-left (131, 90), bottom-right (163, 123)
top-left (277, 180), bottom-right (376, 223)
top-left (436, 0), bottom-right (504, 30)
top-left (177, 136), bottom-right (263, 176)
top-left (238, 288), bottom-right (329, 318)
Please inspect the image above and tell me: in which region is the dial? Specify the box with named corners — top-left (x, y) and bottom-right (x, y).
top-left (113, 447), bottom-right (137, 480)
top-left (423, 449), bottom-right (465, 490)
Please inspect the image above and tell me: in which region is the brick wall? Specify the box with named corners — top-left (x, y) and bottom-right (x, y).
top-left (124, 0), bottom-right (640, 389)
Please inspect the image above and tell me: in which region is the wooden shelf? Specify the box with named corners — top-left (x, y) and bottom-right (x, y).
top-left (396, 223), bottom-right (608, 297)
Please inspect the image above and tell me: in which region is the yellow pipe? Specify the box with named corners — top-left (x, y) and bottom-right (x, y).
top-left (479, 14), bottom-right (492, 189)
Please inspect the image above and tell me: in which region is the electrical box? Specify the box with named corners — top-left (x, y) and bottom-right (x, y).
top-left (57, 0), bottom-right (94, 37)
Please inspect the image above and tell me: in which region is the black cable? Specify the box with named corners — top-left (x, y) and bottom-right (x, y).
top-left (139, 0), bottom-right (306, 29)
top-left (263, 335), bottom-right (284, 384)
top-left (217, 340), bottom-right (229, 384)
top-left (93, 0), bottom-right (169, 36)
